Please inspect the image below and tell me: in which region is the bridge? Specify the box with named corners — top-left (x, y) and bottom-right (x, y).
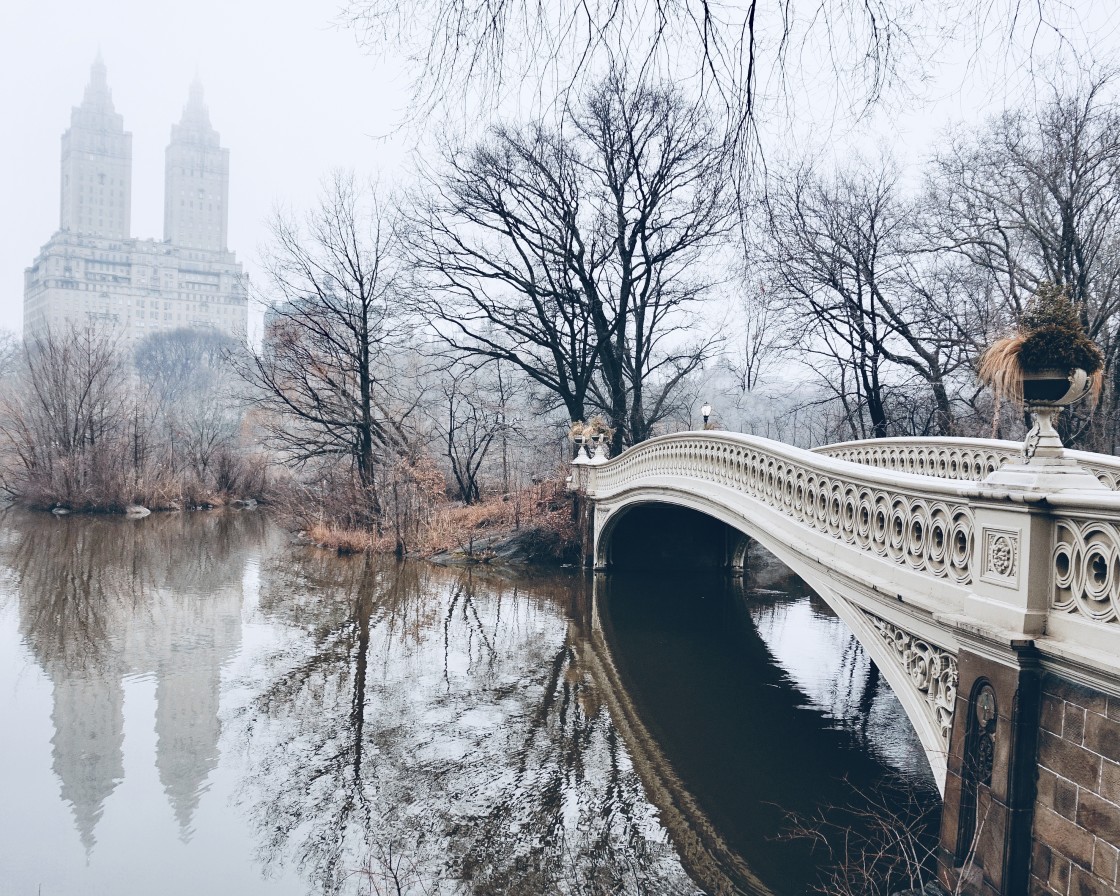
top-left (569, 431), bottom-right (1120, 896)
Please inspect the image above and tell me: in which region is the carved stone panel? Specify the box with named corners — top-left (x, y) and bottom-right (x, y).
top-left (980, 527), bottom-right (1020, 589)
top-left (865, 611), bottom-right (958, 747)
top-left (1053, 519), bottom-right (1120, 624)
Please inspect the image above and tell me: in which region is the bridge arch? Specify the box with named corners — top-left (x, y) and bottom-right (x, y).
top-left (594, 486), bottom-right (953, 791)
top-left (597, 501), bottom-right (750, 572)
top-left (574, 430), bottom-right (1120, 895)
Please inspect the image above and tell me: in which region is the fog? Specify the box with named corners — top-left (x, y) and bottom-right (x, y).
top-left (0, 0), bottom-right (411, 336)
top-left (4, 0), bottom-right (1120, 339)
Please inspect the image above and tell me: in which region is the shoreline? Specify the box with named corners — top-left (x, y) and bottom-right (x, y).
top-left (13, 482), bottom-right (582, 569)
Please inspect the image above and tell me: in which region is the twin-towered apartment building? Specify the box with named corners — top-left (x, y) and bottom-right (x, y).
top-left (23, 55), bottom-right (247, 343)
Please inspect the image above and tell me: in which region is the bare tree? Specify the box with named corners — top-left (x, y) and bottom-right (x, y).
top-left (0, 330), bottom-right (18, 380)
top-left (0, 326), bottom-right (130, 506)
top-left (434, 364), bottom-right (508, 504)
top-left (763, 158), bottom-right (974, 439)
top-left (927, 71), bottom-right (1120, 449)
top-left (134, 327), bottom-right (244, 484)
top-left (241, 172), bottom-right (415, 518)
top-left (781, 780), bottom-right (943, 896)
top-left (0, 324), bottom-right (265, 508)
top-left (408, 70), bottom-right (730, 454)
top-left (724, 284), bottom-right (787, 395)
top-left (134, 327), bottom-right (238, 408)
top-left (341, 0), bottom-right (1081, 177)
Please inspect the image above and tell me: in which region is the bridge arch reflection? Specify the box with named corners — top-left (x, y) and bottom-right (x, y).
top-left (583, 563), bottom-right (940, 895)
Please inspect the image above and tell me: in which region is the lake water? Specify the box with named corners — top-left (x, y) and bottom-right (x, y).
top-left (0, 509), bottom-right (939, 895)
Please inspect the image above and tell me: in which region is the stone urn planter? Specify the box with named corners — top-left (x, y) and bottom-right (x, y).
top-left (568, 416), bottom-right (614, 464)
top-left (1021, 368), bottom-right (1092, 405)
top-left (1019, 368), bottom-right (1094, 462)
top-left (978, 286), bottom-right (1104, 485)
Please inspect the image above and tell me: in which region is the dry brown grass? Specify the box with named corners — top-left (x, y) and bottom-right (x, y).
top-left (424, 501), bottom-right (516, 552)
top-left (978, 334), bottom-right (1026, 408)
top-left (306, 522), bottom-right (375, 554)
top-left (294, 477), bottom-right (581, 564)
top-left (421, 479), bottom-right (578, 559)
top-left (1088, 368), bottom-right (1105, 408)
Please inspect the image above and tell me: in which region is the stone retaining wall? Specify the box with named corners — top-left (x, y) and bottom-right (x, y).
top-left (1031, 675), bottom-right (1120, 896)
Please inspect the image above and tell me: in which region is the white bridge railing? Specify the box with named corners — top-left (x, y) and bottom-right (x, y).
top-left (579, 431), bottom-right (1120, 689)
top-left (817, 435), bottom-right (1120, 490)
top-left (585, 432), bottom-right (981, 584)
top-left (815, 436), bottom-right (1120, 637)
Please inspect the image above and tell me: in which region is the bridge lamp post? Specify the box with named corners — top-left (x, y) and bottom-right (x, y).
top-left (701, 402), bottom-right (712, 428)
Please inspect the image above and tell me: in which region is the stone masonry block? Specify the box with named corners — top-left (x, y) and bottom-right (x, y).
top-left (1067, 705), bottom-right (1088, 746)
top-left (1039, 767), bottom-right (1059, 811)
top-left (1055, 776), bottom-right (1080, 820)
top-left (1033, 840), bottom-right (1053, 882)
top-left (1044, 698), bottom-right (1067, 736)
top-left (1085, 713), bottom-right (1120, 763)
top-left (1070, 864), bottom-right (1116, 896)
top-left (1077, 791), bottom-right (1120, 844)
top-left (1102, 760), bottom-right (1120, 806)
top-left (1041, 730), bottom-right (1104, 791)
top-left (1092, 838), bottom-right (1119, 885)
top-left (1036, 805), bottom-right (1097, 870)
top-left (1050, 851), bottom-right (1072, 892)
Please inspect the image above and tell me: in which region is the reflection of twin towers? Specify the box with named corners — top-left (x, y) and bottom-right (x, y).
top-left (8, 512), bottom-right (267, 851)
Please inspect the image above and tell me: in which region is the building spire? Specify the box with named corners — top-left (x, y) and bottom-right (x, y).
top-left (59, 53), bottom-right (132, 237)
top-left (83, 53), bottom-right (113, 109)
top-left (179, 75), bottom-right (212, 131)
top-left (165, 74), bottom-right (229, 250)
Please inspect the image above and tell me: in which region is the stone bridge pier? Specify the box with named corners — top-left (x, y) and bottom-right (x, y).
top-left (570, 433), bottom-right (1120, 896)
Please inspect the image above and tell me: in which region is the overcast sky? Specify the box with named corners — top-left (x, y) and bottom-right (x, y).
top-left (0, 0), bottom-right (413, 337)
top-left (3, 1), bottom-right (1120, 339)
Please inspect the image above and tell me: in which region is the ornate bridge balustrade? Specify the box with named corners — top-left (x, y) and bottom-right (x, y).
top-left (573, 430), bottom-right (1120, 896)
top-left (1048, 493), bottom-right (1120, 643)
top-left (589, 433), bottom-right (981, 584)
top-left (818, 435), bottom-right (1120, 490)
top-left (815, 436), bottom-right (1120, 657)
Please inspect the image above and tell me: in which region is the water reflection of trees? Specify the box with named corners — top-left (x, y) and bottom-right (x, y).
top-left (238, 555), bottom-right (697, 895)
top-left (5, 509), bottom-right (269, 672)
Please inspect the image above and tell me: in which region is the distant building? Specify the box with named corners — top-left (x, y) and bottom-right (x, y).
top-left (23, 56), bottom-right (247, 344)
